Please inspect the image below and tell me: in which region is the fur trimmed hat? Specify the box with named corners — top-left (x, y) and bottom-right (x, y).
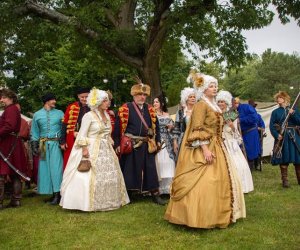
top-left (216, 90), bottom-right (233, 109)
top-left (130, 83), bottom-right (151, 96)
top-left (130, 76), bottom-right (151, 96)
top-left (274, 91), bottom-right (290, 104)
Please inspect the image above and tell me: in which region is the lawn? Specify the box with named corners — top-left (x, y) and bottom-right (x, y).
top-left (0, 164), bottom-right (299, 250)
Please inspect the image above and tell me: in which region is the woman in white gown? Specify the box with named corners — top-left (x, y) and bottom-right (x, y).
top-left (60, 88), bottom-right (129, 211)
top-left (216, 90), bottom-right (254, 193)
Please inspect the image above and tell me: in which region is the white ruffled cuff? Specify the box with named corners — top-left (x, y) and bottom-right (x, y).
top-left (191, 139), bottom-right (209, 148)
top-left (75, 137), bottom-right (90, 148)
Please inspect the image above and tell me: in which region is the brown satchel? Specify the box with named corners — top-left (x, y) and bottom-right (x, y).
top-left (147, 137), bottom-right (157, 153)
top-left (77, 158), bottom-right (92, 172)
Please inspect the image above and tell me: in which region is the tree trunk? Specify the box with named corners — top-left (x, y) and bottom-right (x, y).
top-left (138, 58), bottom-right (162, 102)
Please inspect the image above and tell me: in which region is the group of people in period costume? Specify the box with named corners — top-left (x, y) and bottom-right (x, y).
top-left (1, 71), bottom-right (299, 231)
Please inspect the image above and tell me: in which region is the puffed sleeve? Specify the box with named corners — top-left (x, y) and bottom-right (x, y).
top-left (186, 101), bottom-right (213, 146)
top-left (74, 112), bottom-right (92, 148)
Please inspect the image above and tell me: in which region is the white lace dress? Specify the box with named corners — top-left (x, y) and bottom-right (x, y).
top-left (60, 110), bottom-right (129, 211)
top-left (223, 119), bottom-right (254, 193)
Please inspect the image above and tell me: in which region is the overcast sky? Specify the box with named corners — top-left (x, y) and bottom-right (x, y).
top-left (242, 15), bottom-right (300, 55)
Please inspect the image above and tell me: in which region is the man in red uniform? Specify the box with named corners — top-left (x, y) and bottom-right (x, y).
top-left (60, 87), bottom-right (90, 170)
top-left (0, 89), bottom-right (27, 208)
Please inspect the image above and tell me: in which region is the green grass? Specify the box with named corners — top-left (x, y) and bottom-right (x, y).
top-left (0, 164), bottom-right (300, 249)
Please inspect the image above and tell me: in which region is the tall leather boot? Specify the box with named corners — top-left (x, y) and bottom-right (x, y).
top-left (280, 165), bottom-right (289, 188)
top-left (6, 176), bottom-right (22, 208)
top-left (151, 191), bottom-right (167, 205)
top-left (294, 164), bottom-right (300, 185)
top-left (48, 192), bottom-right (61, 205)
top-left (0, 176), bottom-right (5, 210)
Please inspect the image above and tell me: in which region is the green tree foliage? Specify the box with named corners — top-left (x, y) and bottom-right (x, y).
top-left (0, 0), bottom-right (300, 112)
top-left (223, 50), bottom-right (300, 101)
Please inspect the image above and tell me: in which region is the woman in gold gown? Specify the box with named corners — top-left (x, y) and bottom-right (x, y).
top-left (164, 72), bottom-right (246, 229)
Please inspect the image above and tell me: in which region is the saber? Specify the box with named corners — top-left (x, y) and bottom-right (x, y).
top-left (0, 150), bottom-right (31, 181)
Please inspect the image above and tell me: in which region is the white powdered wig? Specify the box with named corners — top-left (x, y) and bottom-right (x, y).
top-left (216, 90), bottom-right (233, 110)
top-left (187, 71), bottom-right (218, 100)
top-left (87, 88), bottom-right (108, 110)
top-left (180, 87), bottom-right (196, 107)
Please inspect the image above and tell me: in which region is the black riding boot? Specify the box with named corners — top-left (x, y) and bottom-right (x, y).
top-left (0, 176), bottom-right (4, 210)
top-left (48, 192), bottom-right (61, 205)
top-left (6, 176), bottom-right (22, 208)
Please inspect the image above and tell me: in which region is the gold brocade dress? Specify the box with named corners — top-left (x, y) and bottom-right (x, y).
top-left (164, 100), bottom-right (246, 229)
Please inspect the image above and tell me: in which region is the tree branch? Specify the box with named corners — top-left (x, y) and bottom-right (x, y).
top-left (145, 0), bottom-right (173, 54)
top-left (15, 0), bottom-right (143, 69)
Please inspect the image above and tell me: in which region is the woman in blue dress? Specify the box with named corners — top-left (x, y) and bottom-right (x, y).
top-left (270, 91), bottom-right (300, 187)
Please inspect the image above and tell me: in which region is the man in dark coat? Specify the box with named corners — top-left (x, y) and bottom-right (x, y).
top-left (114, 81), bottom-right (166, 205)
top-left (0, 89), bottom-right (27, 208)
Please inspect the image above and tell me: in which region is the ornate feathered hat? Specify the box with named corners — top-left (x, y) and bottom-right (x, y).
top-left (186, 69), bottom-right (218, 100)
top-left (130, 76), bottom-right (151, 96)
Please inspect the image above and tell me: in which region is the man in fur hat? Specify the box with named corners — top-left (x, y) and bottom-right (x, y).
top-left (60, 87), bottom-right (90, 170)
top-left (30, 93), bottom-right (64, 205)
top-left (114, 81), bottom-right (166, 205)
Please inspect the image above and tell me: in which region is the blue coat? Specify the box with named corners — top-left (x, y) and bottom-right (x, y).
top-left (238, 104), bottom-right (261, 160)
top-left (31, 108), bottom-right (64, 194)
top-left (270, 107), bottom-right (300, 165)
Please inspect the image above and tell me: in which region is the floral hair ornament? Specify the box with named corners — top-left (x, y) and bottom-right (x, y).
top-left (187, 68), bottom-right (204, 88)
top-left (87, 87), bottom-right (108, 110)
